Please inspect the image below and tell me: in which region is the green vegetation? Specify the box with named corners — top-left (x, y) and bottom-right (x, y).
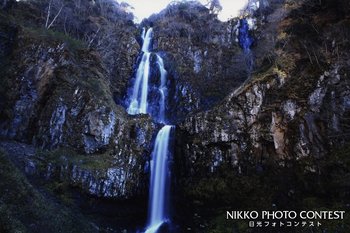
top-left (184, 144), bottom-right (350, 232)
top-left (36, 147), bottom-right (115, 171)
top-left (0, 8), bottom-right (117, 124)
top-left (23, 26), bottom-right (85, 51)
top-left (0, 150), bottom-right (97, 233)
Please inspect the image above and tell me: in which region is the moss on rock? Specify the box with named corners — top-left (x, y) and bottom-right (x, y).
top-left (0, 150), bottom-right (98, 233)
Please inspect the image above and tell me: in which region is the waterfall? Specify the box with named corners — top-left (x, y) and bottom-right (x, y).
top-left (128, 52), bottom-right (151, 114)
top-left (127, 27), bottom-right (170, 123)
top-left (125, 27), bottom-right (173, 233)
top-left (238, 18), bottom-right (254, 72)
top-left (141, 27), bottom-right (146, 41)
top-left (238, 18), bottom-right (253, 52)
top-left (127, 28), bottom-right (153, 115)
top-left (142, 28), bottom-right (153, 52)
top-left (156, 54), bottom-right (167, 123)
top-left (145, 125), bottom-right (173, 233)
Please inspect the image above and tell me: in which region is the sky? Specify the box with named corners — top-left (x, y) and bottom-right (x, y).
top-left (122, 0), bottom-right (249, 22)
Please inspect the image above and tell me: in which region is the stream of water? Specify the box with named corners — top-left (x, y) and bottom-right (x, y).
top-left (126, 27), bottom-right (173, 233)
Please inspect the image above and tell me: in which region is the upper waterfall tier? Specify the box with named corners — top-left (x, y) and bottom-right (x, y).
top-left (142, 28), bottom-right (153, 52)
top-left (126, 27), bottom-right (169, 123)
top-left (127, 51), bottom-right (151, 115)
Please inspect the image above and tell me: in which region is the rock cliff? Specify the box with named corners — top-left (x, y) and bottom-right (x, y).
top-left (0, 5), bottom-right (156, 199)
top-left (0, 0), bottom-right (350, 232)
top-left (173, 1), bottom-right (350, 230)
top-left (176, 0), bottom-right (350, 175)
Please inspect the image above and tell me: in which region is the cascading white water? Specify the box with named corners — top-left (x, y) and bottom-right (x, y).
top-left (142, 28), bottom-right (153, 52)
top-left (125, 27), bottom-right (173, 233)
top-left (127, 28), bottom-right (153, 115)
top-left (128, 52), bottom-right (151, 114)
top-left (156, 54), bottom-right (167, 123)
top-left (141, 27), bottom-right (146, 41)
top-left (145, 125), bottom-right (173, 233)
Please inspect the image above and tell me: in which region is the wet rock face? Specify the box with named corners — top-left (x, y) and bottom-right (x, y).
top-left (107, 30), bottom-right (140, 103)
top-left (176, 0), bottom-right (350, 180)
top-left (141, 0), bottom-right (286, 123)
top-left (49, 101), bottom-right (67, 148)
top-left (176, 82), bottom-right (269, 177)
top-left (82, 108), bottom-right (116, 154)
top-left (0, 19), bottom-right (157, 199)
top-left (0, 0), bottom-right (349, 202)
top-left (0, 140), bottom-right (152, 199)
top-left (177, 66), bottom-right (350, 180)
top-left (143, 2), bottom-right (251, 122)
top-left (1, 41), bottom-right (65, 141)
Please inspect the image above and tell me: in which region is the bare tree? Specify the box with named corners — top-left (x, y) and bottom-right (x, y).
top-left (45, 0), bottom-right (64, 29)
top-left (86, 26), bottom-right (101, 48)
top-left (206, 0), bottom-right (223, 14)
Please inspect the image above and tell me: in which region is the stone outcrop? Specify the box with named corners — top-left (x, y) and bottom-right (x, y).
top-left (0, 13), bottom-right (156, 199)
top-left (0, 0), bottom-right (349, 205)
top-left (176, 0), bottom-right (350, 179)
top-left (142, 2), bottom-right (250, 122)
top-left (0, 0), bottom-right (350, 232)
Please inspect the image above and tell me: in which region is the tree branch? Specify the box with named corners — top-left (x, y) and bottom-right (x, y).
top-left (47, 4), bottom-right (64, 29)
top-left (45, 0), bottom-right (52, 28)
